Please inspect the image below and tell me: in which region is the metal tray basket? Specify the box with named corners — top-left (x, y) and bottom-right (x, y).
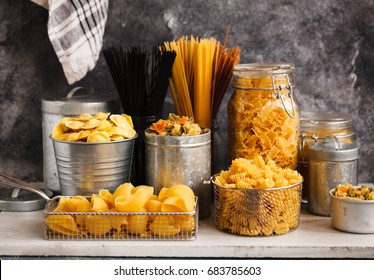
top-left (43, 196), bottom-right (198, 240)
top-left (212, 175), bottom-right (302, 236)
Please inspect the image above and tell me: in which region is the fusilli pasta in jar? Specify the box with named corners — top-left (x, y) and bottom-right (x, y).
top-left (228, 63), bottom-right (300, 169)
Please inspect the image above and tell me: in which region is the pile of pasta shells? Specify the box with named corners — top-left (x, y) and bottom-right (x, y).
top-left (44, 183), bottom-right (196, 239)
top-left (51, 112), bottom-right (136, 142)
top-left (213, 155), bottom-right (303, 236)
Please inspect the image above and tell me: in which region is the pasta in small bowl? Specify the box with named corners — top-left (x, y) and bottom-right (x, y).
top-left (212, 155), bottom-right (303, 236)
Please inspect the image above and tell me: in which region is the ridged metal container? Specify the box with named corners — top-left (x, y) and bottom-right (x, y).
top-left (42, 87), bottom-right (121, 193)
top-left (308, 136), bottom-right (358, 216)
top-left (51, 136), bottom-right (136, 196)
top-left (145, 129), bottom-right (211, 219)
top-left (212, 174), bottom-right (302, 236)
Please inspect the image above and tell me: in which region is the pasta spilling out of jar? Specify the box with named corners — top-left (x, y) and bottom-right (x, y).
top-left (229, 73), bottom-right (299, 169)
top-left (213, 155), bottom-right (303, 236)
top-left (44, 184), bottom-right (196, 239)
top-left (51, 112), bottom-right (137, 142)
top-left (333, 183), bottom-right (374, 200)
top-left (148, 113), bottom-right (209, 136)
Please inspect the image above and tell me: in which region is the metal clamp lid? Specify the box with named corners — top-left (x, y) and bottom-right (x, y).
top-left (271, 74), bottom-right (296, 118)
top-left (309, 136), bottom-right (359, 162)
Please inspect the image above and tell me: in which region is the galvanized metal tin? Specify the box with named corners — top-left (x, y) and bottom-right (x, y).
top-left (41, 87), bottom-right (121, 193)
top-left (51, 136), bottom-right (136, 196)
top-left (308, 136), bottom-right (358, 216)
top-left (145, 129), bottom-right (211, 219)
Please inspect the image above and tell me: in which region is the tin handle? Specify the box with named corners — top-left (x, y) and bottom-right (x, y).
top-left (272, 74), bottom-right (296, 118)
top-left (66, 87), bottom-right (89, 98)
top-left (324, 136), bottom-right (342, 150)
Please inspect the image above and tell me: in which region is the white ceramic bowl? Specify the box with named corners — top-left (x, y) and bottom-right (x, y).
top-left (329, 187), bottom-right (374, 234)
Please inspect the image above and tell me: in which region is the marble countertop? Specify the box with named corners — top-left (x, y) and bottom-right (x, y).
top-left (1, 205), bottom-right (373, 259)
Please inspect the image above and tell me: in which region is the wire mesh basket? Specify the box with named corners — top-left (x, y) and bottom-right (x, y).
top-left (43, 196), bottom-right (198, 240)
top-left (212, 176), bottom-right (302, 236)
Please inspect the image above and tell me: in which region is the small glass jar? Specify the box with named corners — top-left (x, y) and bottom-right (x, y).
top-left (297, 111), bottom-right (356, 200)
top-left (228, 63), bottom-right (300, 169)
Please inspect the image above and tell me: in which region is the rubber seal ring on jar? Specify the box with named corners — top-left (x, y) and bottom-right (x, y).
top-left (271, 73), bottom-right (296, 118)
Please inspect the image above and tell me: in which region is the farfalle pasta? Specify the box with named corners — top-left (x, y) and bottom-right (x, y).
top-left (228, 71), bottom-right (299, 169)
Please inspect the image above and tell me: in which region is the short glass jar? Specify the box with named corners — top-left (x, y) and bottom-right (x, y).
top-left (228, 63), bottom-right (300, 169)
top-left (297, 111), bottom-right (356, 200)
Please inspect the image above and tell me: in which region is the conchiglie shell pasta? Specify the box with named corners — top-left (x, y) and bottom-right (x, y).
top-left (85, 215), bottom-right (112, 236)
top-left (149, 216), bottom-right (180, 237)
top-left (161, 196), bottom-right (190, 212)
top-left (127, 208), bottom-right (149, 235)
top-left (110, 183), bottom-right (134, 205)
top-left (174, 215), bottom-right (195, 232)
top-left (45, 214), bottom-right (80, 236)
top-left (109, 208), bottom-right (128, 232)
top-left (90, 194), bottom-right (109, 212)
top-left (115, 188), bottom-right (149, 212)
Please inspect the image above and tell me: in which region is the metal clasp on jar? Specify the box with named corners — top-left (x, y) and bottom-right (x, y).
top-left (271, 74), bottom-right (296, 118)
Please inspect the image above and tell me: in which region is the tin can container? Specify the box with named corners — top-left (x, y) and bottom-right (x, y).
top-left (51, 136), bottom-right (136, 196)
top-left (145, 129), bottom-right (211, 219)
top-left (308, 136), bottom-right (358, 216)
top-left (330, 187), bottom-right (374, 234)
top-left (42, 87), bottom-right (121, 193)
top-left (298, 111), bottom-right (356, 201)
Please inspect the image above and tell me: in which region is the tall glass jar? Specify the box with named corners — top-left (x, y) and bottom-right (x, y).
top-left (298, 111), bottom-right (356, 200)
top-left (228, 63), bottom-right (300, 169)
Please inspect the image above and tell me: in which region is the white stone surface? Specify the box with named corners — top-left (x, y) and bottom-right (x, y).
top-left (1, 206), bottom-right (373, 259)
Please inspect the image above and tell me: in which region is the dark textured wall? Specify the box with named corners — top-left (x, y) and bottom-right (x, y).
top-left (0, 0), bottom-right (373, 183)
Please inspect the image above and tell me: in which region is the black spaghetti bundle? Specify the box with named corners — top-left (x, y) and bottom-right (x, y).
top-left (103, 46), bottom-right (176, 116)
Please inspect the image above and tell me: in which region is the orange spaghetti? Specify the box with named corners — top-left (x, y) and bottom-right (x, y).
top-left (164, 32), bottom-right (240, 129)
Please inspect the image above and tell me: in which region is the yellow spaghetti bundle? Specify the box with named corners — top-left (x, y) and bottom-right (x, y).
top-left (164, 31), bottom-right (240, 128)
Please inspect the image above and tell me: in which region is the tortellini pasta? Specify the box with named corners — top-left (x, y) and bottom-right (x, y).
top-left (51, 112), bottom-right (136, 142)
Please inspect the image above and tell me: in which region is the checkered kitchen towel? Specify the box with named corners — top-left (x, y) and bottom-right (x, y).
top-left (32, 0), bottom-right (109, 84)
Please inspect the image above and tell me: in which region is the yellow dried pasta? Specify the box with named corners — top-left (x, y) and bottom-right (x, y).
top-left (228, 75), bottom-right (299, 169)
top-left (214, 155), bottom-right (302, 189)
top-left (213, 155), bottom-right (302, 236)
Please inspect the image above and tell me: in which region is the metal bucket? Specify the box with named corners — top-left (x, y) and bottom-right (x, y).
top-left (145, 129), bottom-right (211, 219)
top-left (42, 87), bottom-right (121, 193)
top-left (51, 136), bottom-right (136, 196)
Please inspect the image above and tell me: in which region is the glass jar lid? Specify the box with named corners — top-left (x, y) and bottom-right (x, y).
top-left (233, 63), bottom-right (295, 76)
top-left (301, 111), bottom-right (353, 130)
